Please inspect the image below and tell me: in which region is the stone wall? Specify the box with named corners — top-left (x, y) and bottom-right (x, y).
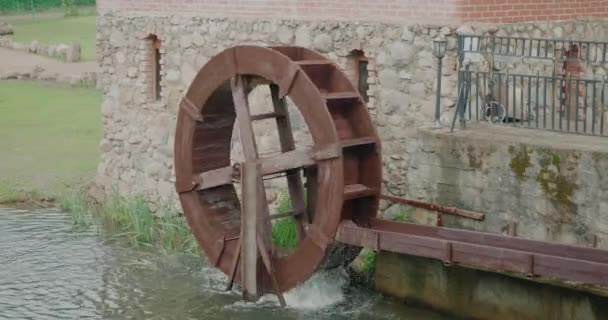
top-left (95, 13), bottom-right (462, 204)
top-left (404, 125), bottom-right (608, 250)
top-left (375, 252), bottom-right (608, 320)
top-left (96, 13), bottom-right (608, 245)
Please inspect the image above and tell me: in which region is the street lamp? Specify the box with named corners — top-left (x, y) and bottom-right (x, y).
top-left (433, 37), bottom-right (447, 128)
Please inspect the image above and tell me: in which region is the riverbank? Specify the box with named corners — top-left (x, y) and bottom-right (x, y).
top-left (0, 80), bottom-right (100, 204)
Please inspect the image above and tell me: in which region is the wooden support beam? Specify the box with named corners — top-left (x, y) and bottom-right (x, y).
top-left (271, 84), bottom-right (308, 231)
top-left (240, 162), bottom-right (260, 300)
top-left (232, 74), bottom-right (272, 246)
top-left (225, 238), bottom-right (241, 291)
top-left (257, 233), bottom-right (286, 307)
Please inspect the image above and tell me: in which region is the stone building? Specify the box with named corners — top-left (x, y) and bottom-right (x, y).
top-left (96, 1), bottom-right (608, 248)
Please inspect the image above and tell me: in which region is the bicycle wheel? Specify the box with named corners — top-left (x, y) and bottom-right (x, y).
top-left (484, 101), bottom-right (506, 123)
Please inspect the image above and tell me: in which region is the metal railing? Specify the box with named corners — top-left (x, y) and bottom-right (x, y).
top-left (451, 68), bottom-right (608, 136)
top-left (458, 34), bottom-right (608, 65)
top-left (452, 33), bottom-right (608, 136)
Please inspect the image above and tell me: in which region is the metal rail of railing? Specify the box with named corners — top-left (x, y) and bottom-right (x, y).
top-left (451, 68), bottom-right (608, 137)
top-left (458, 34), bottom-right (608, 64)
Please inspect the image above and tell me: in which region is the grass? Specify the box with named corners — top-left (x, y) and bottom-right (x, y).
top-left (11, 15), bottom-right (97, 61)
top-left (0, 80), bottom-right (101, 203)
top-left (271, 191), bottom-right (299, 249)
top-left (61, 192), bottom-right (200, 256)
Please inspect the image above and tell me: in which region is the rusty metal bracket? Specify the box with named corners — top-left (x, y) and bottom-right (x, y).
top-left (380, 194), bottom-right (485, 221)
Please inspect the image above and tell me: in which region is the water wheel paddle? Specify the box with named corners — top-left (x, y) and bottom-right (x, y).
top-left (174, 46), bottom-right (382, 302)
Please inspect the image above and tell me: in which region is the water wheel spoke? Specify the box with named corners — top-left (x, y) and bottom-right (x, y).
top-left (231, 75), bottom-right (258, 162)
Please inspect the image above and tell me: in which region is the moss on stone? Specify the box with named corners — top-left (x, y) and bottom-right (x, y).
top-left (508, 145), bottom-right (532, 181)
top-left (536, 150), bottom-right (577, 212)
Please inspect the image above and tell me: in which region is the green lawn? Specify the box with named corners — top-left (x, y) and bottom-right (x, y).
top-left (0, 80), bottom-right (101, 202)
top-left (11, 15), bottom-right (96, 61)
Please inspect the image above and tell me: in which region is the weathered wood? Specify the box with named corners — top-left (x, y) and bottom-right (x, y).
top-left (257, 233), bottom-right (287, 307)
top-left (251, 111), bottom-right (285, 121)
top-left (259, 148), bottom-right (315, 175)
top-left (340, 136), bottom-right (377, 148)
top-left (232, 74), bottom-right (272, 256)
top-left (379, 194), bottom-right (485, 221)
top-left (344, 183), bottom-right (377, 200)
top-left (240, 162), bottom-right (260, 300)
top-left (225, 238), bottom-right (241, 291)
top-left (194, 166), bottom-right (235, 190)
top-left (180, 97), bottom-right (204, 122)
top-left (271, 84), bottom-right (308, 232)
top-left (231, 75), bottom-right (258, 162)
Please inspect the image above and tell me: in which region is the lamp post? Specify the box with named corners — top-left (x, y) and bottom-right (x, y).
top-left (433, 37), bottom-right (447, 128)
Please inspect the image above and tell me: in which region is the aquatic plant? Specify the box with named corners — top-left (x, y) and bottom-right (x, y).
top-left (60, 192), bottom-right (199, 256)
top-left (271, 191), bottom-right (299, 249)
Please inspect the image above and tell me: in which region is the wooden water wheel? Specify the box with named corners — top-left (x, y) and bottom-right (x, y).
top-left (174, 46), bottom-right (382, 303)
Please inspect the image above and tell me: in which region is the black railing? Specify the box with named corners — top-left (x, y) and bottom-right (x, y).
top-left (452, 69), bottom-right (608, 137)
top-left (458, 34), bottom-right (608, 64)
top-left (453, 34), bottom-right (608, 137)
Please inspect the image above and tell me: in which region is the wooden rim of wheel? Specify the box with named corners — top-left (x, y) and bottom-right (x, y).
top-left (174, 46), bottom-right (382, 296)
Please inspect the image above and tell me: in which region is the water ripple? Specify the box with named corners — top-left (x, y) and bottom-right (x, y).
top-left (0, 207), bottom-right (447, 320)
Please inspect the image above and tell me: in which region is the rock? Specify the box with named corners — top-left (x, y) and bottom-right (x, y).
top-left (0, 71), bottom-right (19, 80)
top-left (29, 40), bottom-right (40, 53)
top-left (47, 46), bottom-right (57, 57)
top-left (417, 50), bottom-right (434, 68)
top-left (179, 34), bottom-right (193, 48)
top-left (192, 33), bottom-right (205, 47)
top-left (0, 21), bottom-right (14, 35)
top-left (56, 44), bottom-right (70, 59)
top-left (553, 26), bottom-right (564, 39)
top-left (109, 31), bottom-right (127, 47)
top-left (276, 26), bottom-right (294, 44)
top-left (65, 42), bottom-right (81, 62)
top-left (401, 30), bottom-right (415, 42)
top-left (127, 67), bottom-right (138, 78)
top-left (388, 42), bottom-right (416, 67)
top-left (378, 69), bottom-right (400, 89)
top-left (399, 70), bottom-right (413, 80)
top-left (456, 24), bottom-right (475, 35)
top-left (313, 33), bottom-right (333, 53)
top-left (380, 89), bottom-right (408, 114)
top-left (165, 69), bottom-right (180, 82)
top-left (294, 26), bottom-right (312, 47)
top-left (409, 82), bottom-right (427, 98)
top-left (116, 51), bottom-right (126, 64)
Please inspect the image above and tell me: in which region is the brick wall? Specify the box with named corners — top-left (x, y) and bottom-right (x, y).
top-left (98, 0), bottom-right (608, 23)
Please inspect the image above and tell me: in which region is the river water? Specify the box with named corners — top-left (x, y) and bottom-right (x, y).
top-left (0, 207), bottom-right (450, 320)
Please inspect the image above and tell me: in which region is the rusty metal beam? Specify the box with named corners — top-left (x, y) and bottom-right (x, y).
top-left (335, 219), bottom-right (608, 286)
top-left (380, 194), bottom-right (485, 221)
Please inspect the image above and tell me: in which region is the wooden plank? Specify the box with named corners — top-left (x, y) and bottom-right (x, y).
top-left (296, 60), bottom-right (333, 66)
top-left (257, 233), bottom-right (287, 307)
top-left (225, 238), bottom-right (241, 291)
top-left (344, 184), bottom-right (377, 200)
top-left (194, 166), bottom-right (235, 191)
top-left (259, 148), bottom-right (315, 176)
top-left (340, 136), bottom-right (377, 148)
top-left (180, 97), bottom-right (204, 122)
top-left (271, 84), bottom-right (308, 232)
top-left (232, 75), bottom-right (272, 255)
top-left (251, 111), bottom-right (285, 121)
top-left (240, 162), bottom-right (260, 300)
top-left (231, 75), bottom-right (258, 162)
